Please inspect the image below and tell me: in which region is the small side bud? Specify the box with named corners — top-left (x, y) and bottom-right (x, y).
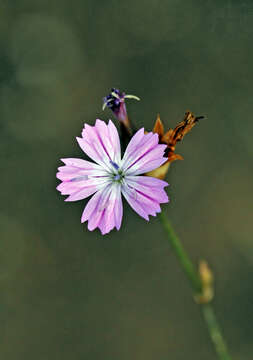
top-left (195, 260), bottom-right (214, 304)
top-left (199, 260), bottom-right (213, 287)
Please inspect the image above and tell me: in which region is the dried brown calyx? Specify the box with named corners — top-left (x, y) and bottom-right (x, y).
top-left (146, 111), bottom-right (204, 179)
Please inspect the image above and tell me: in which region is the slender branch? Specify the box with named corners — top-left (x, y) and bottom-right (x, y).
top-left (158, 211), bottom-right (232, 360)
top-left (158, 212), bottom-right (202, 294)
top-left (202, 304), bottom-right (231, 360)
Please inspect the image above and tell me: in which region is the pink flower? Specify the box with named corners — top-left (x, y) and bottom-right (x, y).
top-left (56, 119), bottom-right (169, 235)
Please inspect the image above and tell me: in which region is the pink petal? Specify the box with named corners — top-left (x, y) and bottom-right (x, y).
top-left (125, 176), bottom-right (169, 203)
top-left (122, 129), bottom-right (152, 168)
top-left (108, 120), bottom-right (121, 163)
top-left (56, 158), bottom-right (107, 181)
top-left (122, 130), bottom-right (165, 174)
top-left (81, 187), bottom-right (109, 223)
top-left (57, 177), bottom-right (108, 196)
top-left (64, 178), bottom-right (110, 201)
top-left (113, 184), bottom-right (123, 230)
top-left (129, 175), bottom-right (168, 187)
top-left (95, 119), bottom-right (121, 163)
top-left (76, 137), bottom-right (110, 170)
top-left (81, 183), bottom-right (123, 234)
top-left (98, 184), bottom-right (122, 234)
top-left (125, 144), bottom-right (167, 175)
top-left (60, 158), bottom-right (101, 169)
top-left (78, 119), bottom-right (121, 170)
top-left (121, 184), bottom-right (149, 220)
top-left (122, 176), bottom-right (169, 220)
top-left (56, 157), bottom-right (109, 198)
top-left (56, 168), bottom-right (107, 181)
top-left (122, 128), bottom-right (145, 159)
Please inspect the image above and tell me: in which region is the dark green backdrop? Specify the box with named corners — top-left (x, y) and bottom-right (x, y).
top-left (1, 0), bottom-right (252, 359)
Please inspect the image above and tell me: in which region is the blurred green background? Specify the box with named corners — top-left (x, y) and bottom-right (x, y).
top-left (1, 0), bottom-right (253, 359)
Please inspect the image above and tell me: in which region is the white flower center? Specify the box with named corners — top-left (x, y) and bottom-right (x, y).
top-left (110, 161), bottom-right (125, 183)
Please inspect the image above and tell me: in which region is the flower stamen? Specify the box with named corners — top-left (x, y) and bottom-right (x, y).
top-left (110, 160), bottom-right (120, 170)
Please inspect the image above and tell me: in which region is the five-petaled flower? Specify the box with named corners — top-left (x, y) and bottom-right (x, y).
top-left (57, 120), bottom-right (169, 234)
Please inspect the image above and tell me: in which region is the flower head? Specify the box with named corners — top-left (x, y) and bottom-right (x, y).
top-left (103, 88), bottom-right (140, 126)
top-left (57, 119), bottom-right (169, 235)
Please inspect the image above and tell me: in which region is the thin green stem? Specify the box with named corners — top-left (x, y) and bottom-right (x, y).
top-left (202, 304), bottom-right (231, 360)
top-left (158, 212), bottom-right (232, 360)
top-left (158, 212), bottom-right (202, 294)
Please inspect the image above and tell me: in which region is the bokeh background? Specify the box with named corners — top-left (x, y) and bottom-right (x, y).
top-left (1, 0), bottom-right (253, 359)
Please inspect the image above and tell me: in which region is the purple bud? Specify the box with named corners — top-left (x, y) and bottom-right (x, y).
top-left (103, 88), bottom-right (128, 122)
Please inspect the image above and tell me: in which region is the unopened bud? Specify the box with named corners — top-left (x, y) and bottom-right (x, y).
top-left (195, 260), bottom-right (214, 304)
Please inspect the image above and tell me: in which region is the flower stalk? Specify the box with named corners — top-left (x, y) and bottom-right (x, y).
top-left (158, 211), bottom-right (232, 360)
top-left (158, 211), bottom-right (202, 293)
